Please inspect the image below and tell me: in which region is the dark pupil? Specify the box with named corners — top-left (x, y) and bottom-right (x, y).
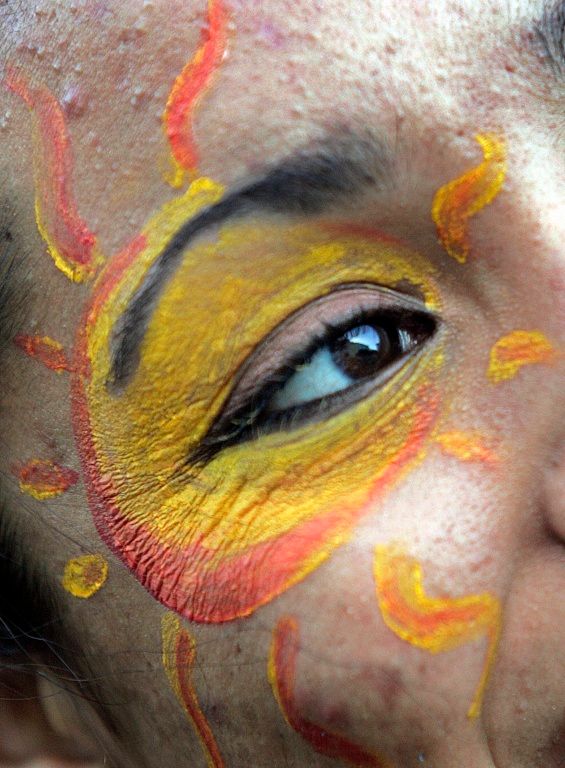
top-left (330, 324), bottom-right (392, 380)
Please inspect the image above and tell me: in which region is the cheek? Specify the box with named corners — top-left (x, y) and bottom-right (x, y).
top-left (72, 218), bottom-right (443, 623)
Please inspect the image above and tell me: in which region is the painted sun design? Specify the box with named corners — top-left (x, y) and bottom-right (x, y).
top-left (7, 3), bottom-right (551, 765)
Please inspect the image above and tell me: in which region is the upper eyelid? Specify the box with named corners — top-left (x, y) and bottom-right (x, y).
top-left (219, 282), bottom-right (432, 416)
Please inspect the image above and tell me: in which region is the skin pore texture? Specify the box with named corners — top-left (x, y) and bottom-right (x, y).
top-left (0, 1), bottom-right (564, 767)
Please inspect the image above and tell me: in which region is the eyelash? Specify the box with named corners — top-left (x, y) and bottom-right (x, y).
top-left (189, 291), bottom-right (438, 465)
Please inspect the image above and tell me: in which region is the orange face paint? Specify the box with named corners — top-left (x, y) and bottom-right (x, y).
top-left (374, 544), bottom-right (501, 719)
top-left (14, 334), bottom-right (72, 373)
top-left (163, 0), bottom-right (229, 187)
top-left (13, 459), bottom-right (79, 500)
top-left (435, 431), bottom-right (499, 467)
top-left (487, 329), bottom-right (558, 383)
top-left (269, 617), bottom-right (392, 768)
top-left (62, 554), bottom-right (108, 598)
top-left (71, 196), bottom-right (444, 622)
top-left (161, 614), bottom-right (224, 767)
top-left (432, 133), bottom-right (506, 264)
top-left (4, 68), bottom-right (100, 282)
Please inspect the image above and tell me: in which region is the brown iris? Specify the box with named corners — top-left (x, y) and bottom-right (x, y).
top-left (330, 324), bottom-right (392, 380)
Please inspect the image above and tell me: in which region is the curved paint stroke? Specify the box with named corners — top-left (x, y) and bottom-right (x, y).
top-left (161, 614), bottom-right (225, 767)
top-left (432, 133), bottom-right (506, 264)
top-left (435, 430), bottom-right (499, 467)
top-left (269, 616), bottom-right (392, 768)
top-left (13, 334), bottom-right (72, 373)
top-left (4, 68), bottom-right (100, 282)
top-left (163, 0), bottom-right (229, 187)
top-left (373, 543), bottom-right (501, 719)
top-left (487, 329), bottom-right (558, 383)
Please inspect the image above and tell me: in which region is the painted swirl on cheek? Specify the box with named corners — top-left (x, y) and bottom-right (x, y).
top-left (163, 0), bottom-right (229, 187)
top-left (161, 613), bottom-right (225, 767)
top-left (432, 133), bottom-right (506, 264)
top-left (373, 543), bottom-right (501, 719)
top-left (487, 329), bottom-right (559, 383)
top-left (3, 68), bottom-right (101, 283)
top-left (269, 616), bottom-right (393, 768)
top-left (72, 206), bottom-right (443, 623)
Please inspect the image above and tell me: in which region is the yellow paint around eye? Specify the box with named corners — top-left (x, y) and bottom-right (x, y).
top-left (487, 330), bottom-right (558, 383)
top-left (432, 133), bottom-right (506, 264)
top-left (374, 543), bottom-right (501, 719)
top-left (74, 203), bottom-right (444, 622)
top-left (62, 554), bottom-right (108, 598)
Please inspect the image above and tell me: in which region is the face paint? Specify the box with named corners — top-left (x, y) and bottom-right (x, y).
top-left (373, 544), bottom-right (501, 719)
top-left (432, 134), bottom-right (506, 264)
top-left (13, 334), bottom-right (72, 373)
top-left (4, 68), bottom-right (101, 283)
top-left (163, 0), bottom-right (229, 187)
top-left (269, 616), bottom-right (393, 768)
top-left (72, 206), bottom-right (444, 623)
top-left (62, 554), bottom-right (108, 598)
top-left (435, 431), bottom-right (499, 467)
top-left (487, 329), bottom-right (558, 383)
top-left (161, 614), bottom-right (225, 768)
top-left (13, 459), bottom-right (79, 500)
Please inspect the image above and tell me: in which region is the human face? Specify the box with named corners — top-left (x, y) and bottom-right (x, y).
top-left (0, 1), bottom-right (564, 767)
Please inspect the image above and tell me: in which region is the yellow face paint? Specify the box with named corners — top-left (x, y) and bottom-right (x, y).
top-left (72, 187), bottom-right (444, 623)
top-left (487, 329), bottom-right (558, 383)
top-left (374, 543), bottom-right (501, 719)
top-left (62, 554), bottom-right (108, 598)
top-left (161, 614), bottom-right (224, 767)
top-left (435, 431), bottom-right (499, 467)
top-left (432, 133), bottom-right (506, 264)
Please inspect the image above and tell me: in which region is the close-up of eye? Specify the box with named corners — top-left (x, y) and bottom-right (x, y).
top-left (193, 285), bottom-right (438, 461)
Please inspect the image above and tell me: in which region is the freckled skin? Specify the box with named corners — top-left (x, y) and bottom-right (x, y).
top-left (0, 2), bottom-right (565, 767)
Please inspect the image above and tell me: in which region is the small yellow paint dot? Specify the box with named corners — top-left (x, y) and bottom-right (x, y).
top-left (62, 554), bottom-right (109, 599)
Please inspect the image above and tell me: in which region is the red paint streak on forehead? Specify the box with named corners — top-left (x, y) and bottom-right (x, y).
top-left (164, 0), bottom-right (229, 181)
top-left (4, 68), bottom-right (98, 281)
top-left (14, 334), bottom-right (72, 373)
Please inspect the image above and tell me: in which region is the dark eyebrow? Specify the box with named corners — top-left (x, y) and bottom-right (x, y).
top-left (109, 131), bottom-right (394, 390)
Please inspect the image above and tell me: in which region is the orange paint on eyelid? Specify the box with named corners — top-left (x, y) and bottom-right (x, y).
top-left (4, 68), bottom-right (100, 283)
top-left (62, 554), bottom-right (108, 599)
top-left (374, 544), bottom-right (501, 719)
top-left (163, 0), bottom-right (229, 187)
top-left (72, 204), bottom-right (444, 623)
top-left (269, 617), bottom-right (393, 768)
top-left (161, 614), bottom-right (225, 767)
top-left (14, 334), bottom-right (72, 373)
top-left (13, 459), bottom-right (79, 500)
top-left (487, 330), bottom-right (558, 383)
top-left (435, 431), bottom-right (499, 467)
top-left (432, 133), bottom-right (506, 264)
